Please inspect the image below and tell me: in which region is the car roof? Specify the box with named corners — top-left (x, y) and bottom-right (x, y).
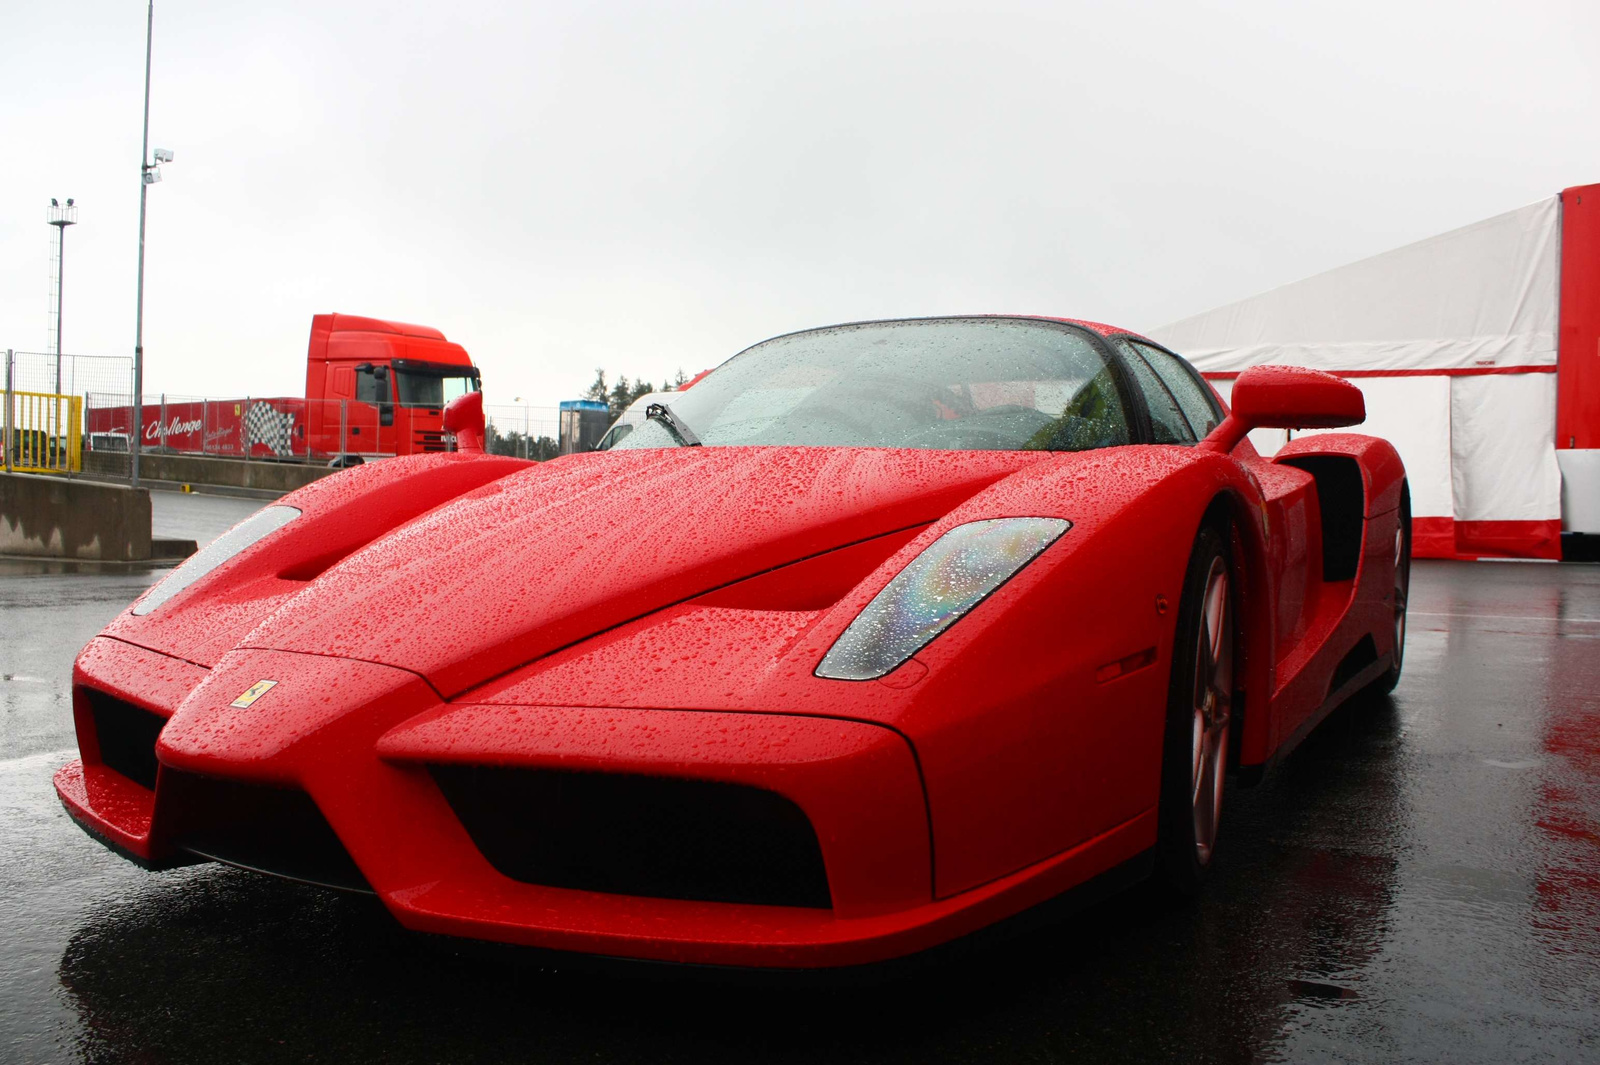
top-left (989, 314), bottom-right (1154, 344)
top-left (749, 314), bottom-right (1158, 349)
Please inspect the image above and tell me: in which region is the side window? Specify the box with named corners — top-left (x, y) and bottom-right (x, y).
top-left (1115, 339), bottom-right (1194, 444)
top-left (1133, 342), bottom-right (1222, 438)
top-left (355, 367), bottom-right (381, 403)
top-left (1023, 364), bottom-right (1133, 452)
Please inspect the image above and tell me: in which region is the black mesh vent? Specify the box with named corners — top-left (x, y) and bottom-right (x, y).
top-left (84, 688), bottom-right (166, 791)
top-left (431, 766), bottom-right (831, 909)
top-left (162, 772), bottom-right (371, 893)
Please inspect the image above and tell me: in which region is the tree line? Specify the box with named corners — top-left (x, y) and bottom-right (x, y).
top-left (484, 367), bottom-right (688, 460)
top-left (583, 367), bottom-right (690, 419)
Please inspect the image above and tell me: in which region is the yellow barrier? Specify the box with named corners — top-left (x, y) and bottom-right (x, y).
top-left (5, 391), bottom-right (82, 474)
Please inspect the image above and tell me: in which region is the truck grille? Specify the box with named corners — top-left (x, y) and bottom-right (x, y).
top-left (416, 431), bottom-right (451, 453)
top-left (431, 766), bottom-right (832, 909)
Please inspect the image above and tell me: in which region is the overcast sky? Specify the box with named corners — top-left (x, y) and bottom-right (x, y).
top-left (4, 0), bottom-right (1597, 407)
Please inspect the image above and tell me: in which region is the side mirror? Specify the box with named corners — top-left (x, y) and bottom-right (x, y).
top-left (372, 370), bottom-right (394, 426)
top-left (1201, 365), bottom-right (1364, 453)
top-left (443, 390), bottom-right (486, 454)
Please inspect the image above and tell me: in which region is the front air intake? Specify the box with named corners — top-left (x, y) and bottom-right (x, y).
top-left (430, 766), bottom-right (832, 909)
top-left (161, 772), bottom-right (372, 893)
top-left (83, 687), bottom-right (165, 790)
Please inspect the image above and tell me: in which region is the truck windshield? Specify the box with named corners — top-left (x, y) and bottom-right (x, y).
top-left (609, 317), bottom-right (1132, 452)
top-left (395, 370), bottom-right (479, 409)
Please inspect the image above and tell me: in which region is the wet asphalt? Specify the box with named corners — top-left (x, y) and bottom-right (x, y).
top-left (1, 491), bottom-right (1597, 1063)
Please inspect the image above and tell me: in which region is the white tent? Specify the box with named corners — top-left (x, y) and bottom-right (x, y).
top-left (1150, 198), bottom-right (1565, 559)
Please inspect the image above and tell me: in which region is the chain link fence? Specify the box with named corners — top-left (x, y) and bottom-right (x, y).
top-left (483, 404), bottom-right (561, 460)
top-left (5, 347), bottom-right (581, 479)
top-left (5, 350), bottom-right (134, 478)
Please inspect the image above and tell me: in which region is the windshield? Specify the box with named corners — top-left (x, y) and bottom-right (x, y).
top-left (611, 318), bottom-right (1130, 452)
top-left (595, 421), bottom-right (637, 451)
top-left (394, 370), bottom-right (479, 409)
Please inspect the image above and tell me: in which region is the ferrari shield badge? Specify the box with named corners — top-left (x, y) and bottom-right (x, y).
top-left (230, 680), bottom-right (278, 708)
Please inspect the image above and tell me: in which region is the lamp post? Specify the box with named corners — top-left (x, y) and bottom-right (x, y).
top-left (132, 0), bottom-right (173, 487)
top-left (47, 198), bottom-right (78, 393)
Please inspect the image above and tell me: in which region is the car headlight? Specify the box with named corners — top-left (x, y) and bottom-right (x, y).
top-left (132, 505), bottom-right (302, 616)
top-left (816, 517), bottom-right (1071, 681)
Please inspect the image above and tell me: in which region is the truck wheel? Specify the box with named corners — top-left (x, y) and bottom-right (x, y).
top-left (1157, 521), bottom-right (1235, 897)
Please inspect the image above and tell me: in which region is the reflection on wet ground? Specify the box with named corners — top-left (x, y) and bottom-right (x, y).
top-left (3, 559), bottom-right (1597, 1063)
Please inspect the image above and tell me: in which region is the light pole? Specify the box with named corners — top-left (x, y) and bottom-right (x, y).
top-left (132, 0), bottom-right (173, 487)
top-left (47, 198), bottom-right (78, 394)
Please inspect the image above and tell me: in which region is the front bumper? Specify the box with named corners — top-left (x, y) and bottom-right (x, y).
top-left (57, 637), bottom-right (1150, 968)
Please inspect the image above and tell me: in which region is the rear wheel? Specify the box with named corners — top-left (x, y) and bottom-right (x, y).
top-left (1157, 523), bottom-right (1235, 896)
top-left (1369, 484), bottom-right (1412, 695)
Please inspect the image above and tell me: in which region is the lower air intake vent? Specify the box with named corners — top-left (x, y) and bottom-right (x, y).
top-left (84, 687), bottom-right (166, 790)
top-left (162, 773), bottom-right (371, 893)
top-left (1330, 634), bottom-right (1379, 695)
top-left (431, 766), bottom-right (832, 909)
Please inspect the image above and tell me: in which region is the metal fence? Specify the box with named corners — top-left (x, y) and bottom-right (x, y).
top-left (6, 349), bottom-right (132, 403)
top-left (483, 403), bottom-right (561, 460)
top-left (95, 393), bottom-right (463, 464)
top-left (3, 345), bottom-right (578, 478)
top-left (79, 393), bottom-right (567, 465)
top-left (4, 391), bottom-right (82, 473)
top-left (5, 349), bottom-right (133, 478)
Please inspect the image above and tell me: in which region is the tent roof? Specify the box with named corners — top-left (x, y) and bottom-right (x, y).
top-left (1148, 197), bottom-right (1560, 374)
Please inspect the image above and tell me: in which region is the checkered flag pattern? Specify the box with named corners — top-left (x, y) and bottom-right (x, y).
top-left (244, 401), bottom-right (297, 458)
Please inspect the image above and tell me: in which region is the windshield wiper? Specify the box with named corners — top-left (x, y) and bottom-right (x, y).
top-left (644, 402), bottom-right (702, 447)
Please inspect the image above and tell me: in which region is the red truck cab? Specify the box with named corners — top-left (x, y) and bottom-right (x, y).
top-left (84, 313), bottom-right (481, 463)
top-left (305, 314), bottom-right (481, 463)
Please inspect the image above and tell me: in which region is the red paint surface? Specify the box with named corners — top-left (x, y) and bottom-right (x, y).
top-left (1203, 366), bottom-right (1365, 455)
top-left (57, 319), bottom-right (1415, 968)
top-left (1228, 366), bottom-right (1365, 428)
top-left (1558, 184), bottom-right (1600, 449)
top-left (442, 391), bottom-right (485, 453)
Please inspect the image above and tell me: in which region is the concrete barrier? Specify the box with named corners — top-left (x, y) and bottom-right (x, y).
top-left (83, 451), bottom-right (336, 493)
top-left (1, 472), bottom-right (153, 560)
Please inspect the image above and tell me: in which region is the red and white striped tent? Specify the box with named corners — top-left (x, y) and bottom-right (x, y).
top-left (1150, 184), bottom-right (1600, 560)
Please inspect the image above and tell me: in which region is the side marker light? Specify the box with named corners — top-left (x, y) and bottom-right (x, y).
top-left (1095, 647), bottom-right (1157, 684)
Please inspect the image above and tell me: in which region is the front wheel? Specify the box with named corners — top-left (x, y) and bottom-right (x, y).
top-left (1157, 522), bottom-right (1235, 896)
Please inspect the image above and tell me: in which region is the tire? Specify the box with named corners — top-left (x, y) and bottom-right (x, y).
top-left (1369, 483), bottom-right (1412, 695)
top-left (1157, 521), bottom-right (1236, 896)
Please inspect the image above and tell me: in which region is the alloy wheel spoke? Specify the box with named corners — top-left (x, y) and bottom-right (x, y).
top-left (1204, 572), bottom-right (1227, 667)
top-left (1193, 560), bottom-right (1231, 860)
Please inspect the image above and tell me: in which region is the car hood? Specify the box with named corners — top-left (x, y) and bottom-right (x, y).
top-left (240, 447), bottom-right (1048, 696)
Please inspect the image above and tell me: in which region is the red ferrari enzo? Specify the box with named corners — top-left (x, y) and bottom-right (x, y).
top-left (56, 316), bottom-right (1409, 969)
